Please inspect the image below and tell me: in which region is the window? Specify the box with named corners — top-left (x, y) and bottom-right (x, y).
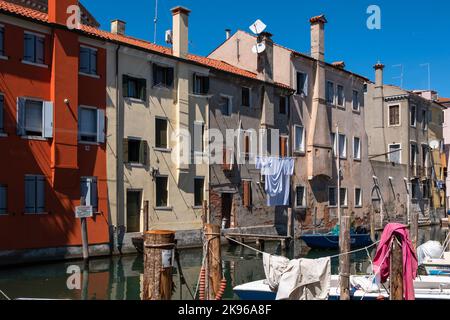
top-left (242, 87), bottom-right (250, 107)
top-left (194, 178), bottom-right (205, 207)
top-left (389, 144), bottom-right (401, 164)
top-left (243, 132), bottom-right (251, 161)
top-left (155, 118), bottom-right (168, 149)
top-left (326, 81), bottom-right (334, 104)
top-left (294, 125), bottom-right (305, 153)
top-left (153, 64), bottom-right (174, 88)
top-left (355, 188), bottom-right (362, 208)
top-left (280, 136), bottom-right (289, 158)
top-left (0, 184), bottom-right (7, 214)
top-left (125, 138), bottom-right (148, 165)
top-left (331, 133), bottom-right (336, 156)
top-left (352, 90), bottom-right (360, 111)
top-left (155, 176), bottom-right (168, 208)
top-left (243, 180), bottom-right (252, 207)
top-left (389, 105), bottom-right (400, 126)
top-left (24, 175), bottom-right (45, 214)
top-left (80, 177), bottom-right (98, 210)
top-left (296, 72), bottom-right (308, 96)
top-left (17, 98), bottom-right (53, 138)
top-left (410, 105), bottom-right (417, 127)
top-left (337, 85), bottom-right (345, 107)
top-left (422, 110), bottom-right (428, 130)
top-left (0, 94), bottom-right (4, 133)
top-left (194, 122), bottom-right (205, 153)
top-left (340, 188), bottom-right (348, 207)
top-left (422, 145), bottom-right (429, 168)
top-left (338, 134), bottom-right (347, 158)
top-left (411, 180), bottom-right (419, 199)
top-left (353, 137), bottom-right (361, 160)
top-left (410, 143), bottom-right (418, 167)
top-left (296, 186), bottom-right (306, 208)
top-left (279, 96), bottom-right (288, 115)
top-left (423, 182), bottom-right (430, 199)
top-left (123, 75), bottom-right (146, 100)
top-left (126, 190), bottom-right (141, 233)
top-left (79, 46), bottom-right (97, 75)
top-left (0, 25), bottom-right (4, 57)
top-left (78, 106), bottom-right (105, 143)
top-left (329, 187), bottom-right (337, 207)
top-left (193, 74), bottom-right (209, 95)
top-left (221, 95), bottom-right (232, 116)
top-left (24, 32), bottom-right (44, 64)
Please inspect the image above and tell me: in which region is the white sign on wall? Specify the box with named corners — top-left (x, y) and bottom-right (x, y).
top-left (75, 206), bottom-right (94, 219)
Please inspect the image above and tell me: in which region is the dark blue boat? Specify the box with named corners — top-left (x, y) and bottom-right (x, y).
top-left (300, 233), bottom-right (373, 250)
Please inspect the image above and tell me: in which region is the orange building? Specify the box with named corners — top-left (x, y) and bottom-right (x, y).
top-left (0, 0), bottom-right (110, 265)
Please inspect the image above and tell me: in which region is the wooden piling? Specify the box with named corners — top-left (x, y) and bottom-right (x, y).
top-left (287, 208), bottom-right (294, 239)
top-left (143, 230), bottom-right (176, 300)
top-left (143, 201), bottom-right (149, 232)
top-left (390, 235), bottom-right (403, 300)
top-left (370, 211), bottom-right (376, 242)
top-left (410, 211), bottom-right (419, 250)
top-left (205, 224), bottom-right (222, 300)
top-left (339, 215), bottom-right (351, 300)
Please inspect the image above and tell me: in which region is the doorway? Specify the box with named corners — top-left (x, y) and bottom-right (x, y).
top-left (221, 193), bottom-right (233, 229)
top-left (127, 190), bottom-right (142, 233)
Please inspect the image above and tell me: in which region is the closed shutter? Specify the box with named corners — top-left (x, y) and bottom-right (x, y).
top-left (43, 101), bottom-right (53, 138)
top-left (36, 36), bottom-right (45, 64)
top-left (17, 97), bottom-right (26, 136)
top-left (139, 78), bottom-right (147, 101)
top-left (97, 109), bottom-right (105, 143)
top-left (0, 185), bottom-right (7, 214)
top-left (123, 138), bottom-right (129, 163)
top-left (81, 178), bottom-right (89, 205)
top-left (90, 49), bottom-right (97, 74)
top-left (152, 63), bottom-right (158, 86)
top-left (79, 47), bottom-right (89, 73)
top-left (140, 140), bottom-right (148, 165)
top-left (243, 181), bottom-right (251, 207)
top-left (167, 67), bottom-right (174, 87)
top-left (24, 33), bottom-right (34, 61)
top-left (36, 176), bottom-right (45, 212)
top-left (25, 176), bottom-right (36, 213)
top-left (122, 75), bottom-right (129, 97)
top-left (91, 179), bottom-right (98, 209)
top-left (193, 73), bottom-right (197, 94)
top-left (204, 77), bottom-right (210, 94)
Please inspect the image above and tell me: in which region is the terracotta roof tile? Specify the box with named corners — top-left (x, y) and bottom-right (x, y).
top-left (0, 0), bottom-right (47, 21)
top-left (438, 98), bottom-right (450, 103)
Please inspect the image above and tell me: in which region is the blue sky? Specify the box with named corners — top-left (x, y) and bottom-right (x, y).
top-left (83, 0), bottom-right (450, 97)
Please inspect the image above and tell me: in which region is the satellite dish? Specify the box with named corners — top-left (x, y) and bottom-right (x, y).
top-left (249, 19), bottom-right (267, 35)
top-left (429, 140), bottom-right (440, 150)
top-left (251, 42), bottom-right (266, 54)
top-left (165, 30), bottom-right (173, 44)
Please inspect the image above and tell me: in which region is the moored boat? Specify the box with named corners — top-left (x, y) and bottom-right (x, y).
top-left (300, 233), bottom-right (373, 250)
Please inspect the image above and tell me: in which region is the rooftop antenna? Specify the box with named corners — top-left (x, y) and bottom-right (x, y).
top-left (420, 63), bottom-right (431, 91)
top-left (153, 0), bottom-right (159, 44)
top-left (392, 64), bottom-right (404, 88)
top-left (249, 19), bottom-right (267, 54)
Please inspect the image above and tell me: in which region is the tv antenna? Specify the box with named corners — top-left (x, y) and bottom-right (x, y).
top-left (392, 64), bottom-right (404, 88)
top-left (249, 19), bottom-right (267, 54)
top-left (153, 0), bottom-right (159, 44)
top-left (420, 63), bottom-right (431, 91)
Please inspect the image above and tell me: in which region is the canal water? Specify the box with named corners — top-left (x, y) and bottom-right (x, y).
top-left (0, 226), bottom-right (448, 300)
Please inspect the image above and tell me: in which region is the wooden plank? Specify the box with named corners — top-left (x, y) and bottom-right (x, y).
top-left (339, 215), bottom-right (351, 300)
top-left (205, 224), bottom-right (222, 300)
top-left (390, 235), bottom-right (403, 300)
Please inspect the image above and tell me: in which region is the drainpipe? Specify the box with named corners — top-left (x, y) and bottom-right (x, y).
top-left (115, 44), bottom-right (122, 254)
top-left (407, 97), bottom-right (411, 225)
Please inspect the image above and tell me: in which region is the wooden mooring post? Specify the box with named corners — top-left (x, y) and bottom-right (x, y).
top-left (205, 224), bottom-right (222, 300)
top-left (410, 211), bottom-right (419, 250)
top-left (390, 235), bottom-right (403, 300)
top-left (370, 211), bottom-right (376, 242)
top-left (143, 230), bottom-right (176, 300)
top-left (339, 215), bottom-right (351, 300)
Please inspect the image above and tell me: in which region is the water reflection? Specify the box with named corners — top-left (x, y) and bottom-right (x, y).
top-left (0, 226), bottom-right (447, 300)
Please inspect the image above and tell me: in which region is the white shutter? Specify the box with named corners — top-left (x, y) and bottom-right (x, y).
top-left (43, 101), bottom-right (53, 138)
top-left (17, 97), bottom-right (26, 136)
top-left (97, 109), bottom-right (105, 143)
top-left (25, 176), bottom-right (36, 213)
top-left (36, 176), bottom-right (45, 213)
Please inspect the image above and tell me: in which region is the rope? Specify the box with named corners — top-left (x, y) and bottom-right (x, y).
top-left (225, 236), bottom-right (266, 255)
top-left (0, 289), bottom-right (11, 300)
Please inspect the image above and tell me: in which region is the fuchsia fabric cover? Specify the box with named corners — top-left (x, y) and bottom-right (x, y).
top-left (372, 223), bottom-right (418, 300)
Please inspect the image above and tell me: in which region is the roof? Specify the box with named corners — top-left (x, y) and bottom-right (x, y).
top-left (0, 0), bottom-right (292, 91)
top-left (438, 98), bottom-right (450, 103)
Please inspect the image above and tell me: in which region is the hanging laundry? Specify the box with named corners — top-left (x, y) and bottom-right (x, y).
top-left (256, 157), bottom-right (294, 206)
top-left (263, 253), bottom-right (331, 300)
top-left (372, 223), bottom-right (418, 300)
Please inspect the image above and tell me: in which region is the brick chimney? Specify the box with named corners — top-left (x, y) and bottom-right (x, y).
top-left (111, 20), bottom-right (126, 35)
top-left (374, 62), bottom-right (385, 87)
top-left (48, 0), bottom-right (79, 26)
top-left (257, 32), bottom-right (274, 83)
top-left (310, 14), bottom-right (327, 61)
top-left (171, 6), bottom-right (191, 58)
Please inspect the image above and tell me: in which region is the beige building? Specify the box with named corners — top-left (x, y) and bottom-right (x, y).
top-left (209, 15), bottom-right (372, 234)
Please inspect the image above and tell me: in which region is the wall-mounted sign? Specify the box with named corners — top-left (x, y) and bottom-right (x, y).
top-left (75, 206), bottom-right (94, 219)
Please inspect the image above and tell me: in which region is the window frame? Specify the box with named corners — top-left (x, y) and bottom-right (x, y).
top-left (410, 142), bottom-right (418, 167)
top-left (123, 74), bottom-right (147, 101)
top-left (152, 63), bottom-right (174, 88)
top-left (0, 184), bottom-right (7, 215)
top-left (338, 133), bottom-right (347, 159)
top-left (23, 98), bottom-right (44, 137)
top-left (422, 109), bottom-right (428, 131)
top-left (127, 137), bottom-right (143, 165)
top-left (193, 121), bottom-right (205, 155)
top-left (0, 24), bottom-right (5, 57)
top-left (388, 143), bottom-right (402, 164)
top-left (155, 175), bottom-right (169, 209)
top-left (155, 117), bottom-right (169, 150)
top-left (352, 90), bottom-right (360, 112)
top-left (295, 185), bottom-right (307, 209)
top-left (279, 95), bottom-right (288, 115)
top-left (220, 94), bottom-right (233, 116)
top-left (23, 31), bottom-right (46, 66)
top-left (336, 84), bottom-right (345, 108)
top-left (354, 187), bottom-right (363, 208)
top-left (340, 188), bottom-right (348, 207)
top-left (388, 104), bottom-right (401, 127)
top-left (241, 87), bottom-right (251, 107)
top-left (194, 177), bottom-right (205, 208)
top-left (279, 135), bottom-right (289, 158)
top-left (410, 104), bottom-right (417, 127)
top-left (328, 187), bottom-right (337, 207)
top-left (78, 105), bottom-right (98, 143)
top-left (296, 71), bottom-right (308, 96)
top-left (24, 174), bottom-right (46, 215)
top-left (353, 136), bottom-right (361, 161)
top-left (326, 81), bottom-right (335, 105)
top-left (294, 125), bottom-right (305, 154)
top-left (79, 45), bottom-right (98, 76)
top-left (80, 176), bottom-right (98, 211)
top-left (193, 73), bottom-right (209, 95)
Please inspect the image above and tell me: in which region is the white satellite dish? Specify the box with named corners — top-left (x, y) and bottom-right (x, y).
top-left (429, 140), bottom-right (440, 150)
top-left (249, 19), bottom-right (267, 35)
top-left (252, 42), bottom-right (266, 54)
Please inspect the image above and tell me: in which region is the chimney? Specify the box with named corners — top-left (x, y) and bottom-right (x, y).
top-left (48, 0), bottom-right (79, 25)
top-left (257, 32), bottom-right (274, 82)
top-left (374, 62), bottom-right (385, 87)
top-left (225, 29), bottom-right (231, 40)
top-left (111, 20), bottom-right (126, 35)
top-left (171, 6), bottom-right (191, 58)
top-left (310, 14), bottom-right (327, 61)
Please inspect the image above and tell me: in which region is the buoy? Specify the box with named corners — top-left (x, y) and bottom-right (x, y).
top-left (215, 278), bottom-right (227, 300)
top-left (199, 268), bottom-right (206, 300)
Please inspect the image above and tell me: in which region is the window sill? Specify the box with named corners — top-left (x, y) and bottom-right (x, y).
top-left (21, 135), bottom-right (47, 141)
top-left (192, 206), bottom-right (203, 209)
top-left (0, 55), bottom-right (8, 61)
top-left (355, 206), bottom-right (363, 209)
top-left (352, 109), bottom-right (361, 114)
top-left (79, 141), bottom-right (101, 146)
top-left (24, 212), bottom-right (49, 216)
top-left (190, 93), bottom-right (209, 98)
top-left (124, 97), bottom-right (146, 104)
top-left (293, 151), bottom-right (306, 156)
top-left (22, 60), bottom-right (48, 68)
top-left (336, 105), bottom-right (346, 110)
top-left (0, 133), bottom-right (8, 138)
top-left (154, 207), bottom-right (173, 212)
top-left (153, 147), bottom-right (172, 153)
top-left (353, 158), bottom-right (362, 162)
top-left (295, 206), bottom-right (307, 210)
top-left (152, 84), bottom-right (173, 91)
top-left (79, 72), bottom-right (100, 79)
top-left (128, 163), bottom-right (145, 168)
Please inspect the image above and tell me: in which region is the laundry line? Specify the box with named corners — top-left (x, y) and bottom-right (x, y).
top-left (225, 235), bottom-right (381, 260)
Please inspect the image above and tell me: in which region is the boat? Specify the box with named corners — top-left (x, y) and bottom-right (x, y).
top-left (300, 233), bottom-right (373, 250)
top-left (132, 236), bottom-right (144, 254)
top-left (234, 275), bottom-right (450, 300)
top-left (422, 252), bottom-right (450, 276)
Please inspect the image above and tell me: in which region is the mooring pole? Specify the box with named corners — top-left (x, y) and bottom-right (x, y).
top-left (370, 211), bottom-right (376, 242)
top-left (410, 211), bottom-right (419, 250)
top-left (80, 197), bottom-right (89, 261)
top-left (143, 230), bottom-right (175, 300)
top-left (205, 224), bottom-right (222, 300)
top-left (339, 215), bottom-right (351, 300)
top-left (390, 235), bottom-right (404, 300)
top-left (144, 200), bottom-right (149, 232)
top-left (287, 208), bottom-right (293, 239)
